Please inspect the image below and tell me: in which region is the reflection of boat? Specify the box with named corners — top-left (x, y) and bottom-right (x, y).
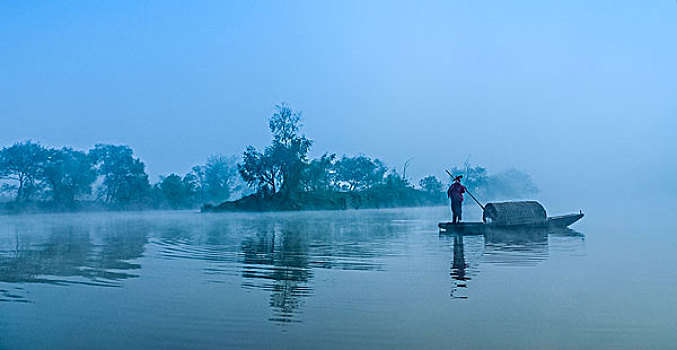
top-left (447, 226), bottom-right (584, 298)
top-left (439, 201), bottom-right (584, 234)
top-left (481, 228), bottom-right (549, 266)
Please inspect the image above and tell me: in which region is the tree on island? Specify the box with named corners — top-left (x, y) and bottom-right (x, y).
top-left (301, 153), bottom-right (336, 192)
top-left (268, 103), bottom-right (312, 196)
top-left (0, 140), bottom-right (49, 202)
top-left (334, 155), bottom-right (387, 192)
top-left (239, 103), bottom-right (312, 197)
top-left (419, 175), bottom-right (444, 193)
top-left (239, 145), bottom-right (283, 196)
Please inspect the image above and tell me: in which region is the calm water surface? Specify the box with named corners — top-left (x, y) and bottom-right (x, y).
top-left (1, 206), bottom-right (675, 349)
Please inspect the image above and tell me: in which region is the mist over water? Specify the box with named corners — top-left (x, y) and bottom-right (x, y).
top-left (1, 202), bottom-right (675, 349)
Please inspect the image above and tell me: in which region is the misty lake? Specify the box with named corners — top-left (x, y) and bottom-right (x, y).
top-left (1, 206), bottom-right (675, 349)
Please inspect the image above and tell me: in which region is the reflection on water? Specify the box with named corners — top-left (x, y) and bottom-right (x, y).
top-left (448, 227), bottom-right (585, 299)
top-left (0, 211), bottom-right (409, 319)
top-left (0, 217), bottom-right (148, 302)
top-left (0, 211), bottom-right (586, 314)
top-left (241, 221), bottom-right (312, 323)
top-left (0, 209), bottom-right (603, 349)
top-left (236, 214), bottom-right (407, 323)
top-left (1, 208), bottom-right (674, 349)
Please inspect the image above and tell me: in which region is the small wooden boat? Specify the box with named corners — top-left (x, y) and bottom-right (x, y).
top-left (439, 201), bottom-right (584, 234)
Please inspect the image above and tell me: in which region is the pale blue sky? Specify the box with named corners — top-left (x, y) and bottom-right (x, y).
top-left (1, 1), bottom-right (676, 206)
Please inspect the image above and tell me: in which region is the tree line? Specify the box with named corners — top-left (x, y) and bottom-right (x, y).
top-left (0, 103), bottom-right (539, 212)
top-left (0, 142), bottom-right (239, 211)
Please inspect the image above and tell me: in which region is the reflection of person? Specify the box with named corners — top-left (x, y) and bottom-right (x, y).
top-left (447, 175), bottom-right (467, 223)
top-left (452, 234), bottom-right (467, 280)
top-left (450, 234), bottom-right (469, 299)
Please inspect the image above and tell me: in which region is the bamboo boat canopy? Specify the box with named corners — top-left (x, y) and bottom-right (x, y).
top-left (482, 201), bottom-right (547, 225)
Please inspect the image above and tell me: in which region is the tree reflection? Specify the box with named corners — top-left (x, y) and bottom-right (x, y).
top-left (241, 221), bottom-right (311, 323)
top-left (0, 220), bottom-right (148, 302)
top-left (239, 212), bottom-right (403, 323)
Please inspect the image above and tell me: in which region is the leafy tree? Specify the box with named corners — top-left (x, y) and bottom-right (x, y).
top-left (190, 155), bottom-right (240, 204)
top-left (384, 170), bottom-right (409, 189)
top-left (419, 175), bottom-right (444, 193)
top-left (43, 147), bottom-right (97, 207)
top-left (89, 144), bottom-right (150, 207)
top-left (268, 103), bottom-right (312, 196)
top-left (181, 172), bottom-right (200, 202)
top-left (301, 153), bottom-right (336, 191)
top-left (269, 102), bottom-right (302, 145)
top-left (239, 103), bottom-right (312, 197)
top-left (486, 168), bottom-right (539, 199)
top-left (0, 140), bottom-right (49, 202)
top-left (158, 174), bottom-right (192, 209)
top-left (334, 155), bottom-right (387, 191)
top-left (239, 146), bottom-right (281, 195)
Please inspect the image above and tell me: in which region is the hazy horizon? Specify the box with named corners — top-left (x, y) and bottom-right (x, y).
top-left (2, 1), bottom-right (676, 208)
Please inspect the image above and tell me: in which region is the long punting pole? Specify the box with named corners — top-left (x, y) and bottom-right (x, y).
top-left (445, 169), bottom-right (485, 211)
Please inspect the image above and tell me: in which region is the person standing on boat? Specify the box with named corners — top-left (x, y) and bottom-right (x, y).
top-left (447, 175), bottom-right (467, 224)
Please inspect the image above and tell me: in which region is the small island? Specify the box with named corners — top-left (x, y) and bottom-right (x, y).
top-left (203, 104), bottom-right (539, 212)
